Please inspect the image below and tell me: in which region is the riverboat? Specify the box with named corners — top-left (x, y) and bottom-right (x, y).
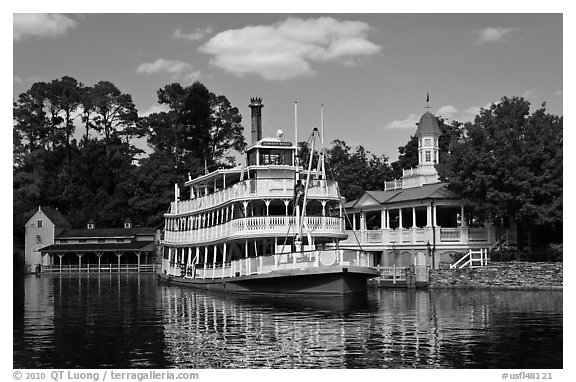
top-left (158, 98), bottom-right (378, 295)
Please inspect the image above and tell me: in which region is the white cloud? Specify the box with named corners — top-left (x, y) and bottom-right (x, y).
top-left (135, 58), bottom-right (201, 83)
top-left (436, 105), bottom-right (458, 117)
top-left (173, 26), bottom-right (213, 41)
top-left (475, 27), bottom-right (515, 44)
top-left (385, 113), bottom-right (419, 129)
top-left (200, 17), bottom-right (381, 81)
top-left (435, 105), bottom-right (483, 123)
top-left (141, 104), bottom-right (170, 117)
top-left (522, 88), bottom-right (537, 98)
top-left (14, 13), bottom-right (77, 41)
top-left (386, 104), bottom-right (485, 129)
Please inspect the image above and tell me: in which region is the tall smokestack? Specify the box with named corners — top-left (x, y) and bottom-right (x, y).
top-left (249, 97), bottom-right (263, 143)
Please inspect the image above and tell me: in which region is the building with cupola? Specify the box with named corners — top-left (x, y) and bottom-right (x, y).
top-left (339, 103), bottom-right (517, 269)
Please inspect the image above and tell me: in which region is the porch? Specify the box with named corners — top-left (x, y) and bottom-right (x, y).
top-left (340, 225), bottom-right (516, 248)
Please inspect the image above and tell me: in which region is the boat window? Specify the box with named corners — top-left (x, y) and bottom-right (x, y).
top-left (259, 149), bottom-right (293, 166)
top-left (248, 150), bottom-right (257, 166)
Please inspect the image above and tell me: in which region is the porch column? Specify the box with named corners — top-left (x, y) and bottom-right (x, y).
top-left (339, 203), bottom-right (342, 218)
top-left (385, 210), bottom-right (390, 228)
top-left (58, 253), bottom-right (64, 273)
top-left (412, 207), bottom-right (417, 228)
top-left (398, 208), bottom-right (403, 229)
top-left (212, 245), bottom-right (218, 279)
top-left (433, 205), bottom-right (438, 227)
top-left (116, 252), bottom-right (122, 272)
top-left (352, 213), bottom-right (357, 230)
top-left (360, 211), bottom-right (366, 231)
top-left (204, 246), bottom-right (208, 273)
top-left (96, 252), bottom-right (103, 272)
top-left (321, 201), bottom-right (326, 216)
top-left (460, 205), bottom-right (467, 227)
top-left (136, 251), bottom-right (141, 273)
top-left (223, 243), bottom-right (228, 264)
top-left (284, 200), bottom-right (289, 216)
top-left (426, 205), bottom-right (432, 227)
top-left (77, 252), bottom-right (84, 272)
top-left (381, 210), bottom-right (386, 229)
top-left (264, 199), bottom-right (270, 216)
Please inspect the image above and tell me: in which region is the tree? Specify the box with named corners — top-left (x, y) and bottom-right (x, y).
top-left (439, 97), bottom-right (562, 251)
top-left (79, 85), bottom-right (95, 140)
top-left (13, 82), bottom-right (50, 154)
top-left (144, 81), bottom-right (246, 182)
top-left (391, 136), bottom-right (418, 178)
top-left (128, 150), bottom-right (179, 227)
top-left (325, 139), bottom-right (393, 201)
top-left (209, 93), bottom-right (246, 167)
top-left (48, 76), bottom-right (82, 165)
top-left (91, 81), bottom-right (139, 153)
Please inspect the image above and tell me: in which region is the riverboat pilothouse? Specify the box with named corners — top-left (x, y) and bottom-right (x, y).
top-left (159, 98), bottom-right (378, 295)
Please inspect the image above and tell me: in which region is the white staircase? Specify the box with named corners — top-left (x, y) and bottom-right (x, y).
top-left (450, 249), bottom-right (489, 269)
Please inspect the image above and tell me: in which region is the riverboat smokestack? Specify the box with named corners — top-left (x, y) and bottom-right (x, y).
top-left (249, 97), bottom-right (263, 143)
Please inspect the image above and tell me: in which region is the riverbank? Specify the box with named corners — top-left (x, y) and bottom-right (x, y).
top-left (429, 261), bottom-right (562, 290)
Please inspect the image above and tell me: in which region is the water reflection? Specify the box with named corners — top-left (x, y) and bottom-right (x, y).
top-left (14, 274), bottom-right (167, 369)
top-left (14, 274), bottom-right (562, 369)
top-left (160, 286), bottom-right (562, 368)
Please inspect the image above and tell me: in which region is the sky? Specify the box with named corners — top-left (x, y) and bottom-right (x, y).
top-left (11, 10), bottom-right (563, 162)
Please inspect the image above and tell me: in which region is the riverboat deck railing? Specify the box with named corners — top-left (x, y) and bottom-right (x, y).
top-left (164, 216), bottom-right (345, 244)
top-left (40, 264), bottom-right (157, 273)
top-left (166, 249), bottom-right (374, 280)
top-left (170, 178), bottom-right (340, 215)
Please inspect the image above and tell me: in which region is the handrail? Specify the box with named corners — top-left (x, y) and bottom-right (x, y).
top-left (450, 249), bottom-right (488, 269)
top-left (172, 249), bottom-right (375, 279)
top-left (163, 215), bottom-right (345, 245)
top-left (169, 178), bottom-right (340, 215)
top-left (40, 264), bottom-right (157, 273)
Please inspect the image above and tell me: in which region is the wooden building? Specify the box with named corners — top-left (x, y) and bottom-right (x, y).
top-left (24, 206), bottom-right (159, 273)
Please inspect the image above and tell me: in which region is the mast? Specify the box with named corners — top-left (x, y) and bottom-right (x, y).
top-left (298, 129), bottom-right (316, 248)
top-left (320, 104), bottom-right (326, 180)
top-left (294, 101), bottom-right (299, 178)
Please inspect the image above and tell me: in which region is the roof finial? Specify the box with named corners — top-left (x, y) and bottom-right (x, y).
top-left (425, 92), bottom-right (431, 112)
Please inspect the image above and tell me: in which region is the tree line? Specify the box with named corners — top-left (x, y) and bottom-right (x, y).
top-left (13, 77), bottom-right (562, 252)
top-left (13, 77), bottom-right (245, 244)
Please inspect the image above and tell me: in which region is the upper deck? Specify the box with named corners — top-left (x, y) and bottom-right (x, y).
top-left (169, 176), bottom-right (340, 216)
top-left (168, 136), bottom-right (340, 216)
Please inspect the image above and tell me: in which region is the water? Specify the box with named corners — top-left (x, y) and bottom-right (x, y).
top-left (13, 273), bottom-right (563, 369)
